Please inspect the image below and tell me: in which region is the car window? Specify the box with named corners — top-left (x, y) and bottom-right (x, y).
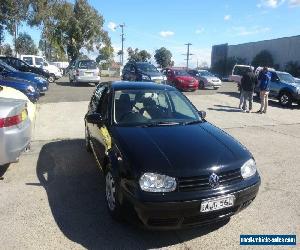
top-left (23, 57), bottom-right (33, 65)
top-left (35, 57), bottom-right (44, 66)
top-left (174, 70), bottom-right (189, 76)
top-left (136, 63), bottom-right (158, 73)
top-left (113, 89), bottom-right (200, 126)
top-left (78, 60), bottom-right (97, 69)
top-left (91, 85), bottom-right (106, 112)
top-left (277, 72), bottom-right (295, 83)
top-left (233, 66), bottom-right (250, 76)
top-left (97, 90), bottom-right (109, 118)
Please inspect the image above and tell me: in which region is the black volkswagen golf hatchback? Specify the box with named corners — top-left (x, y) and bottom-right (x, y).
top-left (85, 81), bottom-right (260, 229)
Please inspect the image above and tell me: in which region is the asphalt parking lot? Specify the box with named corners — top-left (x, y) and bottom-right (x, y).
top-left (0, 77), bottom-right (299, 249)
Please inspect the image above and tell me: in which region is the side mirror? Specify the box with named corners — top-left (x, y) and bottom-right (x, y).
top-left (198, 110), bottom-right (206, 119)
top-left (86, 113), bottom-right (105, 124)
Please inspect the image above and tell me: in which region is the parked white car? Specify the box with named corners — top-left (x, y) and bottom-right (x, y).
top-left (20, 55), bottom-right (62, 83)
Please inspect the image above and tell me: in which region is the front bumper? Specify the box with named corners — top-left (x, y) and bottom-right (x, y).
top-left (123, 180), bottom-right (260, 230)
top-left (25, 91), bottom-right (40, 103)
top-left (206, 81), bottom-right (222, 87)
top-left (0, 118), bottom-right (31, 165)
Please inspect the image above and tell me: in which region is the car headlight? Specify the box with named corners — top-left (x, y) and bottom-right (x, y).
top-left (27, 85), bottom-right (35, 93)
top-left (296, 87), bottom-right (300, 95)
top-left (139, 173), bottom-right (177, 192)
top-left (241, 159), bottom-right (257, 179)
top-left (141, 74), bottom-right (151, 81)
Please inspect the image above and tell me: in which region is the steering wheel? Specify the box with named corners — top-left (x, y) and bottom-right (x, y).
top-left (119, 111), bottom-right (137, 122)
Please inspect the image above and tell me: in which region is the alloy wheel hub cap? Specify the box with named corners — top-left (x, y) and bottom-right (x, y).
top-left (281, 95), bottom-right (288, 104)
top-left (106, 172), bottom-right (116, 211)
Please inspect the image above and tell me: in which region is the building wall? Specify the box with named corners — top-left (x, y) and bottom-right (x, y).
top-left (227, 35), bottom-right (300, 69)
top-left (211, 44), bottom-right (228, 67)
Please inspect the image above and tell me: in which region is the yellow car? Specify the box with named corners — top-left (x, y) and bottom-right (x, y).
top-left (0, 85), bottom-right (36, 122)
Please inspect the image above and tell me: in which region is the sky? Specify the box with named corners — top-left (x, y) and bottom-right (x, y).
top-left (4, 0), bottom-right (300, 67)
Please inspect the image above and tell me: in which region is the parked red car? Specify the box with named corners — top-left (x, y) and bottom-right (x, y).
top-left (163, 68), bottom-right (199, 91)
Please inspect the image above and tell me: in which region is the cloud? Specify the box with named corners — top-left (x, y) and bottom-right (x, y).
top-left (107, 21), bottom-right (117, 31)
top-left (231, 26), bottom-right (270, 36)
top-left (257, 0), bottom-right (285, 8)
top-left (159, 31), bottom-right (175, 38)
top-left (224, 15), bottom-right (231, 21)
top-left (288, 0), bottom-right (300, 7)
top-left (195, 28), bottom-right (204, 34)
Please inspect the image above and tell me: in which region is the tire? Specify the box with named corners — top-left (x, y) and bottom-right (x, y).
top-left (279, 92), bottom-right (292, 107)
top-left (69, 76), bottom-right (73, 83)
top-left (48, 74), bottom-right (55, 83)
top-left (214, 87), bottom-right (219, 90)
top-left (105, 170), bottom-right (122, 220)
top-left (199, 81), bottom-right (205, 89)
top-left (85, 127), bottom-right (92, 153)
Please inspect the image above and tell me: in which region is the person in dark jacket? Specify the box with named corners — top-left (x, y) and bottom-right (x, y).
top-left (239, 68), bottom-right (257, 112)
top-left (257, 67), bottom-right (271, 114)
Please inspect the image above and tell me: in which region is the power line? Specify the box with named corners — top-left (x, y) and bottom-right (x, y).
top-left (183, 43), bottom-right (193, 69)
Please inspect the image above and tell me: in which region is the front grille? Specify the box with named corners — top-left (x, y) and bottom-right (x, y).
top-left (182, 206), bottom-right (238, 225)
top-left (178, 169), bottom-right (242, 192)
top-left (147, 217), bottom-right (180, 227)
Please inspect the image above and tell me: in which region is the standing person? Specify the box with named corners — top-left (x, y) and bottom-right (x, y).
top-left (257, 67), bottom-right (271, 114)
top-left (240, 68), bottom-right (257, 112)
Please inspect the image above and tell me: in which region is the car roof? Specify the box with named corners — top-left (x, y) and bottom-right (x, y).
top-left (106, 81), bottom-right (175, 91)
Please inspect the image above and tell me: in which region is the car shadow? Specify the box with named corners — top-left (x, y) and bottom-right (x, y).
top-left (208, 105), bottom-right (242, 113)
top-left (218, 91), bottom-right (300, 109)
top-left (55, 82), bottom-right (96, 87)
top-left (34, 139), bottom-right (229, 249)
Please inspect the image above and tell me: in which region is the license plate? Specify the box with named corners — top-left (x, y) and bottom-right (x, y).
top-left (200, 195), bottom-right (235, 213)
top-left (154, 79), bottom-right (161, 83)
top-left (85, 72), bottom-right (93, 76)
top-left (21, 109), bottom-right (28, 121)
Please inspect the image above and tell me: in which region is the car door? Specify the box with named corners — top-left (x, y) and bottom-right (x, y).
top-left (269, 72), bottom-right (282, 98)
top-left (88, 85), bottom-right (111, 167)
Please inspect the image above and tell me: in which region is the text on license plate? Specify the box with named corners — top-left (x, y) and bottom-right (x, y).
top-left (200, 195), bottom-right (235, 213)
top-left (85, 72), bottom-right (93, 76)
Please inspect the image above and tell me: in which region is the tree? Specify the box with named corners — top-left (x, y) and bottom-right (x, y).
top-left (0, 43), bottom-right (13, 56)
top-left (285, 61), bottom-right (300, 77)
top-left (0, 0), bottom-right (31, 55)
top-left (15, 32), bottom-right (38, 55)
top-left (251, 50), bottom-right (274, 68)
top-left (127, 47), bottom-right (151, 62)
top-left (29, 0), bottom-right (111, 61)
top-left (154, 47), bottom-right (172, 68)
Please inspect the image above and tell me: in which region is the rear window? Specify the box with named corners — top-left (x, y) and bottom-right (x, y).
top-left (35, 57), bottom-right (44, 66)
top-left (78, 60), bottom-right (97, 69)
top-left (233, 66), bottom-right (250, 76)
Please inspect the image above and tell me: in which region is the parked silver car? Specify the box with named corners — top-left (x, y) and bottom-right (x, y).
top-left (69, 59), bottom-right (100, 85)
top-left (188, 70), bottom-right (222, 89)
top-left (0, 97), bottom-right (31, 166)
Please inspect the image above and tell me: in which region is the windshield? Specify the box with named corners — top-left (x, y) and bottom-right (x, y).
top-left (35, 57), bottom-right (44, 66)
top-left (0, 60), bottom-right (17, 72)
top-left (174, 70), bottom-right (189, 76)
top-left (78, 60), bottom-right (97, 69)
top-left (113, 89), bottom-right (200, 126)
top-left (277, 72), bottom-right (295, 83)
top-left (136, 63), bottom-right (158, 73)
top-left (198, 71), bottom-right (214, 77)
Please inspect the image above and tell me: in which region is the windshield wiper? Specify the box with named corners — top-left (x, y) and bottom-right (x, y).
top-left (141, 121), bottom-right (181, 127)
top-left (182, 120), bottom-right (203, 125)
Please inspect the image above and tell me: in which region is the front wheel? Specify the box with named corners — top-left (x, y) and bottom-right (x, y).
top-left (279, 92), bottom-right (292, 107)
top-left (48, 74), bottom-right (55, 83)
top-left (105, 171), bottom-right (122, 220)
top-left (199, 81), bottom-right (205, 89)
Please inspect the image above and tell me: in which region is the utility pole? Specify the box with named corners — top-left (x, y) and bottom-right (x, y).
top-left (183, 43), bottom-right (193, 69)
top-left (119, 23), bottom-right (125, 66)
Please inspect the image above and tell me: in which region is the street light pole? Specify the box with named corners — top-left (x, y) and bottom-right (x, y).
top-left (119, 23), bottom-right (125, 66)
top-left (183, 43), bottom-right (193, 69)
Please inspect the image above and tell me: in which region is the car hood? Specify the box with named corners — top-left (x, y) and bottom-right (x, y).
top-left (204, 76), bottom-right (221, 81)
top-left (176, 76), bottom-right (196, 82)
top-left (139, 70), bottom-right (163, 78)
top-left (112, 122), bottom-right (251, 177)
top-left (0, 76), bottom-right (37, 88)
top-left (4, 71), bottom-right (38, 80)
